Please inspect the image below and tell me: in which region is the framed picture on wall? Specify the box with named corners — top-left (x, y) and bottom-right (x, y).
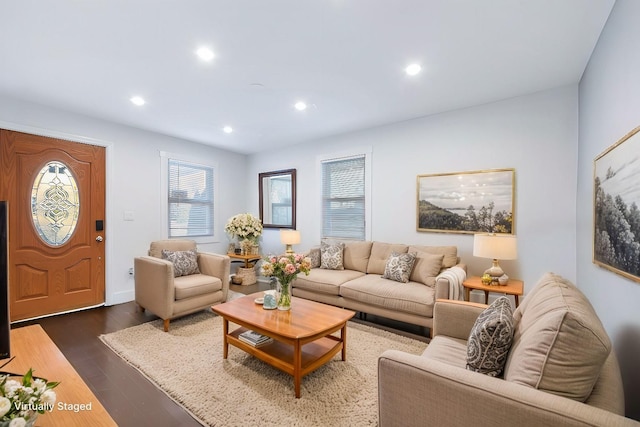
top-left (416, 168), bottom-right (515, 234)
top-left (593, 125), bottom-right (640, 283)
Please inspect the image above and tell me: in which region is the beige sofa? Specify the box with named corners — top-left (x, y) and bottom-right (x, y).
top-left (378, 272), bottom-right (638, 427)
top-left (292, 241), bottom-right (466, 335)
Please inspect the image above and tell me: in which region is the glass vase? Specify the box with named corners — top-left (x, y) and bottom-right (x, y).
top-left (0, 412), bottom-right (38, 427)
top-left (276, 278), bottom-right (293, 311)
top-left (240, 239), bottom-right (253, 255)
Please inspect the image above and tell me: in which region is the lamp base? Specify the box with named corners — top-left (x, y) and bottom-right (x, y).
top-left (484, 259), bottom-right (504, 284)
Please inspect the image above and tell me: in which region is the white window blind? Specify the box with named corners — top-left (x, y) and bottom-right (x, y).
top-left (168, 159), bottom-right (214, 237)
top-left (321, 155), bottom-right (366, 240)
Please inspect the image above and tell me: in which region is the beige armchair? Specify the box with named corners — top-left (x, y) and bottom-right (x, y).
top-left (134, 240), bottom-right (230, 332)
top-left (378, 273), bottom-right (637, 426)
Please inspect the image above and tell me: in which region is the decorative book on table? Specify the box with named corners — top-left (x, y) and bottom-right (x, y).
top-left (238, 330), bottom-right (273, 347)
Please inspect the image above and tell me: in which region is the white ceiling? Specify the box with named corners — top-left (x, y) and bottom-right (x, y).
top-left (0, 1), bottom-right (615, 154)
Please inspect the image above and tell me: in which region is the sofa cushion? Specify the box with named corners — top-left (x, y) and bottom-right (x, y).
top-left (422, 335), bottom-right (468, 369)
top-left (382, 252), bottom-right (417, 283)
top-left (307, 247), bottom-right (321, 268)
top-left (174, 274), bottom-right (221, 300)
top-left (504, 273), bottom-right (611, 402)
top-left (343, 241), bottom-right (373, 273)
top-left (466, 296), bottom-right (514, 377)
top-left (161, 249), bottom-right (200, 277)
top-left (367, 242), bottom-right (408, 275)
top-left (149, 239), bottom-right (197, 258)
top-left (340, 275), bottom-right (434, 317)
top-left (321, 241), bottom-right (344, 270)
top-left (293, 268), bottom-right (365, 296)
top-left (408, 245), bottom-right (458, 268)
top-left (409, 252), bottom-right (444, 286)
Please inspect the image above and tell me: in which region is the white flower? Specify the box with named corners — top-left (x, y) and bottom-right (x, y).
top-left (9, 418), bottom-right (26, 427)
top-left (0, 369), bottom-right (59, 423)
top-left (0, 397), bottom-right (11, 417)
top-left (4, 379), bottom-right (20, 396)
top-left (224, 213), bottom-right (262, 240)
top-left (41, 389), bottom-right (56, 406)
top-left (32, 379), bottom-right (46, 394)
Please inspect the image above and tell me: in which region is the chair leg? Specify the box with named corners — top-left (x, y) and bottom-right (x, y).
top-left (163, 319), bottom-right (170, 332)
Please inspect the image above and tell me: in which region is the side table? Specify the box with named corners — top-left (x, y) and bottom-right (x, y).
top-left (228, 253), bottom-right (262, 285)
top-left (227, 252), bottom-right (261, 268)
top-left (462, 276), bottom-right (524, 307)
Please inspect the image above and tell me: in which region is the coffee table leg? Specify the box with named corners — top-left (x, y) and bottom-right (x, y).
top-left (222, 318), bottom-right (228, 359)
top-left (294, 340), bottom-right (301, 398)
top-left (341, 323), bottom-right (347, 361)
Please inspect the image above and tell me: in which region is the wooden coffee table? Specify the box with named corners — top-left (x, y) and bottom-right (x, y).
top-left (212, 293), bottom-right (355, 398)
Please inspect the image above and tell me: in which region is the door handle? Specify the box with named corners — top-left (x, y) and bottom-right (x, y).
top-left (96, 236), bottom-right (104, 242)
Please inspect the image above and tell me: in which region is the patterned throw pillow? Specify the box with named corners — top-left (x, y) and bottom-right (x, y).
top-left (382, 252), bottom-right (417, 283)
top-left (307, 247), bottom-right (321, 268)
top-left (466, 296), bottom-right (514, 377)
top-left (320, 242), bottom-right (344, 270)
top-left (161, 249), bottom-right (200, 277)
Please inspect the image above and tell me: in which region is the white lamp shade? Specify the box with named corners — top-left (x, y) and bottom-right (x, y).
top-left (473, 234), bottom-right (517, 260)
top-left (280, 229), bottom-right (301, 245)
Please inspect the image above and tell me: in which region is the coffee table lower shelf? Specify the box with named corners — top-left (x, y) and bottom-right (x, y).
top-left (226, 327), bottom-right (345, 397)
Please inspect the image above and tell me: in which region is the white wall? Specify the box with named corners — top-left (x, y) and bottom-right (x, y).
top-left (0, 95), bottom-right (247, 305)
top-left (577, 0), bottom-right (640, 418)
top-left (247, 86), bottom-right (579, 293)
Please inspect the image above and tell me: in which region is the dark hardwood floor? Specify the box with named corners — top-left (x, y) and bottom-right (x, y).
top-left (14, 301), bottom-right (203, 427)
top-left (11, 283), bottom-right (429, 427)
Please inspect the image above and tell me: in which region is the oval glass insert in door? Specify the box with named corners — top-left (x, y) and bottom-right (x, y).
top-left (31, 161), bottom-right (80, 246)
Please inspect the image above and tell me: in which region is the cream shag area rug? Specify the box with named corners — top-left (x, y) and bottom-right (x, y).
top-left (100, 311), bottom-right (427, 427)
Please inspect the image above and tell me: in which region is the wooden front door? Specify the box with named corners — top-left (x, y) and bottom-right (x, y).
top-left (0, 129), bottom-right (105, 321)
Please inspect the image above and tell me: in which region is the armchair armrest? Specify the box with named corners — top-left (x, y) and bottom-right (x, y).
top-left (434, 263), bottom-right (467, 300)
top-left (378, 350), bottom-right (637, 427)
top-left (134, 256), bottom-right (175, 318)
top-left (432, 299), bottom-right (487, 339)
top-left (197, 252), bottom-right (230, 301)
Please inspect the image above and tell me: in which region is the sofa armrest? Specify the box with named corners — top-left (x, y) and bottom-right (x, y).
top-left (378, 350), bottom-right (637, 427)
top-left (198, 252), bottom-right (230, 301)
top-left (434, 262), bottom-right (467, 300)
top-left (431, 299), bottom-right (487, 339)
top-left (134, 256), bottom-right (175, 318)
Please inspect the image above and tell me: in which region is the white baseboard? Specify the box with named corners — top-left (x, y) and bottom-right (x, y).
top-left (107, 289), bottom-right (135, 306)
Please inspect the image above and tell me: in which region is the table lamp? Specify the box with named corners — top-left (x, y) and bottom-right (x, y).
top-left (473, 233), bottom-right (517, 284)
top-left (280, 230), bottom-right (300, 255)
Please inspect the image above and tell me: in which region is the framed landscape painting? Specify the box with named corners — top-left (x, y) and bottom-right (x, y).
top-left (416, 168), bottom-right (515, 234)
top-left (593, 125), bottom-right (640, 283)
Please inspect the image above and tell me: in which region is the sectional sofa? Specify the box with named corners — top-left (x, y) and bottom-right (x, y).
top-left (292, 241), bottom-right (466, 335)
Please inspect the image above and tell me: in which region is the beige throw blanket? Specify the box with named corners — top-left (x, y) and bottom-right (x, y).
top-left (437, 266), bottom-right (466, 300)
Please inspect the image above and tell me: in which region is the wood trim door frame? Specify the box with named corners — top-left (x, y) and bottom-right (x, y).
top-left (0, 120), bottom-right (116, 308)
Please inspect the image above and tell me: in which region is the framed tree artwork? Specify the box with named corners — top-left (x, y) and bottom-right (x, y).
top-left (416, 168), bottom-right (515, 234)
top-left (593, 125), bottom-right (640, 283)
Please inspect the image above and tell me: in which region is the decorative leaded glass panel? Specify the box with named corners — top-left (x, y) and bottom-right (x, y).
top-left (31, 161), bottom-right (80, 246)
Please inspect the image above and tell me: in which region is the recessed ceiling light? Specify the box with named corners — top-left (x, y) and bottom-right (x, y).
top-left (294, 101), bottom-right (307, 111)
top-left (196, 47), bottom-right (215, 61)
top-left (405, 63), bottom-right (422, 76)
top-left (130, 96), bottom-right (145, 106)
top-left (223, 126), bottom-right (233, 134)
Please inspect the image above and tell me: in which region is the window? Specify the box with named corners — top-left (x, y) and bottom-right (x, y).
top-left (167, 158), bottom-right (214, 238)
top-left (320, 152), bottom-right (370, 240)
top-left (31, 161), bottom-right (80, 246)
